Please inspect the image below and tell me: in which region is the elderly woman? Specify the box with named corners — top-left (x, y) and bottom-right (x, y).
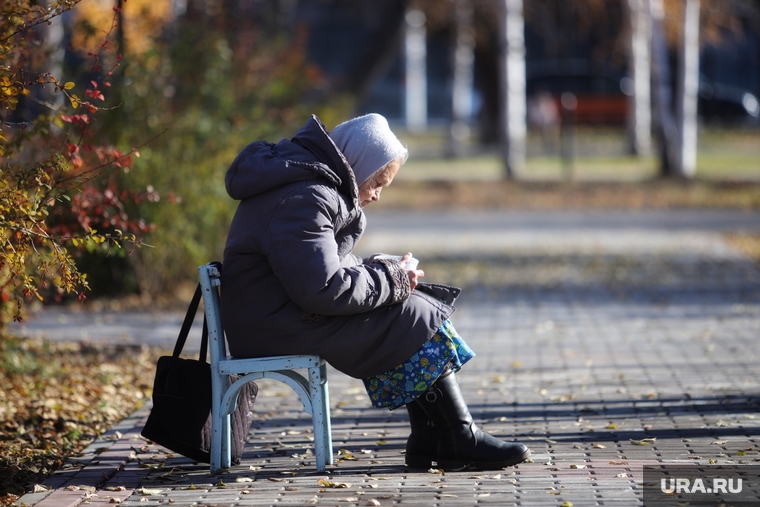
top-left (221, 113), bottom-right (530, 471)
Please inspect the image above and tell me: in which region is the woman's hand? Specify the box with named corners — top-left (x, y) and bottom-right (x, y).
top-left (400, 252), bottom-right (424, 291)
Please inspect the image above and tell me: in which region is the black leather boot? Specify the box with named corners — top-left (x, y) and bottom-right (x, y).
top-left (415, 369), bottom-right (531, 471)
top-left (404, 400), bottom-right (438, 468)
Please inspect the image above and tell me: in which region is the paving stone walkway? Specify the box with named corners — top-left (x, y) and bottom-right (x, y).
top-left (14, 210), bottom-right (760, 507)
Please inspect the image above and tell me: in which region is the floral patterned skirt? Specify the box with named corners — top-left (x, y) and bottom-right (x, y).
top-left (362, 319), bottom-right (475, 410)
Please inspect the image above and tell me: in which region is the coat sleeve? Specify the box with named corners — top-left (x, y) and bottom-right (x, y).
top-left (341, 253), bottom-right (364, 268)
top-left (263, 185), bottom-right (410, 315)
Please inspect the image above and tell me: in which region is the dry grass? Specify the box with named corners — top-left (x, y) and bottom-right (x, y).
top-left (0, 338), bottom-right (163, 505)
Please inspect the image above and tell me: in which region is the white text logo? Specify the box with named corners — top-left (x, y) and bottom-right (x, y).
top-left (661, 478), bottom-right (742, 495)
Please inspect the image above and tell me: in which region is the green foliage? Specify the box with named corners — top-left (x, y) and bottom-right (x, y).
top-left (112, 19), bottom-right (353, 295)
top-left (0, 334), bottom-right (51, 377)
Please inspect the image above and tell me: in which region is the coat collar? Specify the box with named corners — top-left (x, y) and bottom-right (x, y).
top-left (292, 115), bottom-right (361, 210)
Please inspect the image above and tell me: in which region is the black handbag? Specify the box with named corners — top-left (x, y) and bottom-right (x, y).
top-left (141, 277), bottom-right (257, 465)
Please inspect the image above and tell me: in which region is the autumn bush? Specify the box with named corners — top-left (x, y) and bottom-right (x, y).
top-left (0, 0), bottom-right (155, 324)
top-left (0, 2), bottom-right (158, 501)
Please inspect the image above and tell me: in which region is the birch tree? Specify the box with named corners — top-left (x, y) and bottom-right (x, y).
top-left (626, 0), bottom-right (652, 156)
top-left (447, 0), bottom-right (476, 157)
top-left (650, 0), bottom-right (680, 175)
top-left (500, 0), bottom-right (527, 178)
top-left (649, 0), bottom-right (755, 178)
top-left (405, 8), bottom-right (428, 133)
top-left (676, 0), bottom-right (700, 177)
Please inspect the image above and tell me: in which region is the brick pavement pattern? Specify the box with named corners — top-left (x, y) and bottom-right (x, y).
top-left (15, 212), bottom-right (760, 507)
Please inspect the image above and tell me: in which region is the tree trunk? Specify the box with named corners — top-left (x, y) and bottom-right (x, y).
top-left (447, 0), bottom-right (475, 158)
top-left (676, 0), bottom-right (700, 178)
top-left (626, 0), bottom-right (652, 156)
top-left (405, 8), bottom-right (427, 133)
top-left (40, 0), bottom-right (66, 109)
top-left (499, 0), bottom-right (526, 179)
top-left (650, 0), bottom-right (679, 176)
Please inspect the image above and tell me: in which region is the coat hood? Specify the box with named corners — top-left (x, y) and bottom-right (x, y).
top-left (225, 115), bottom-right (360, 208)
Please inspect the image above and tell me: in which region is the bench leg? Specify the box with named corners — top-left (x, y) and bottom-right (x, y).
top-left (211, 375), bottom-right (233, 471)
top-left (320, 361), bottom-right (333, 464)
top-left (221, 413), bottom-right (232, 468)
top-left (308, 365), bottom-right (332, 471)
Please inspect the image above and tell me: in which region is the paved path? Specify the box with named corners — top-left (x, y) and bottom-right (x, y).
top-left (14, 209), bottom-right (760, 506)
top-left (358, 209), bottom-right (760, 257)
top-left (12, 210), bottom-right (759, 348)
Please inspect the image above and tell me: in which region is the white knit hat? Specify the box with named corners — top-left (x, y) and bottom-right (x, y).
top-left (329, 113), bottom-right (408, 185)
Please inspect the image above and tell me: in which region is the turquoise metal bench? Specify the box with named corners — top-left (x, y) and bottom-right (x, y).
top-left (198, 263), bottom-right (334, 472)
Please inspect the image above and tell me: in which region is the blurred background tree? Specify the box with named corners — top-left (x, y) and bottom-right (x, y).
top-left (4, 0), bottom-right (409, 310)
top-left (5, 0), bottom-right (759, 311)
top-left (409, 0), bottom-right (759, 179)
top-left (62, 0), bottom-right (361, 301)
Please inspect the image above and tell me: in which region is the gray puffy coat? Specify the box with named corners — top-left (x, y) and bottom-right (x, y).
top-left (220, 115), bottom-right (458, 378)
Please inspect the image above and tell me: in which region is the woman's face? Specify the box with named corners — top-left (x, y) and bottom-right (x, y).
top-left (358, 161), bottom-right (400, 207)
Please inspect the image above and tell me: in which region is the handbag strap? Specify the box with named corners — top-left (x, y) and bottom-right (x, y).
top-left (173, 262), bottom-right (222, 361)
top-left (172, 282), bottom-right (209, 362)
